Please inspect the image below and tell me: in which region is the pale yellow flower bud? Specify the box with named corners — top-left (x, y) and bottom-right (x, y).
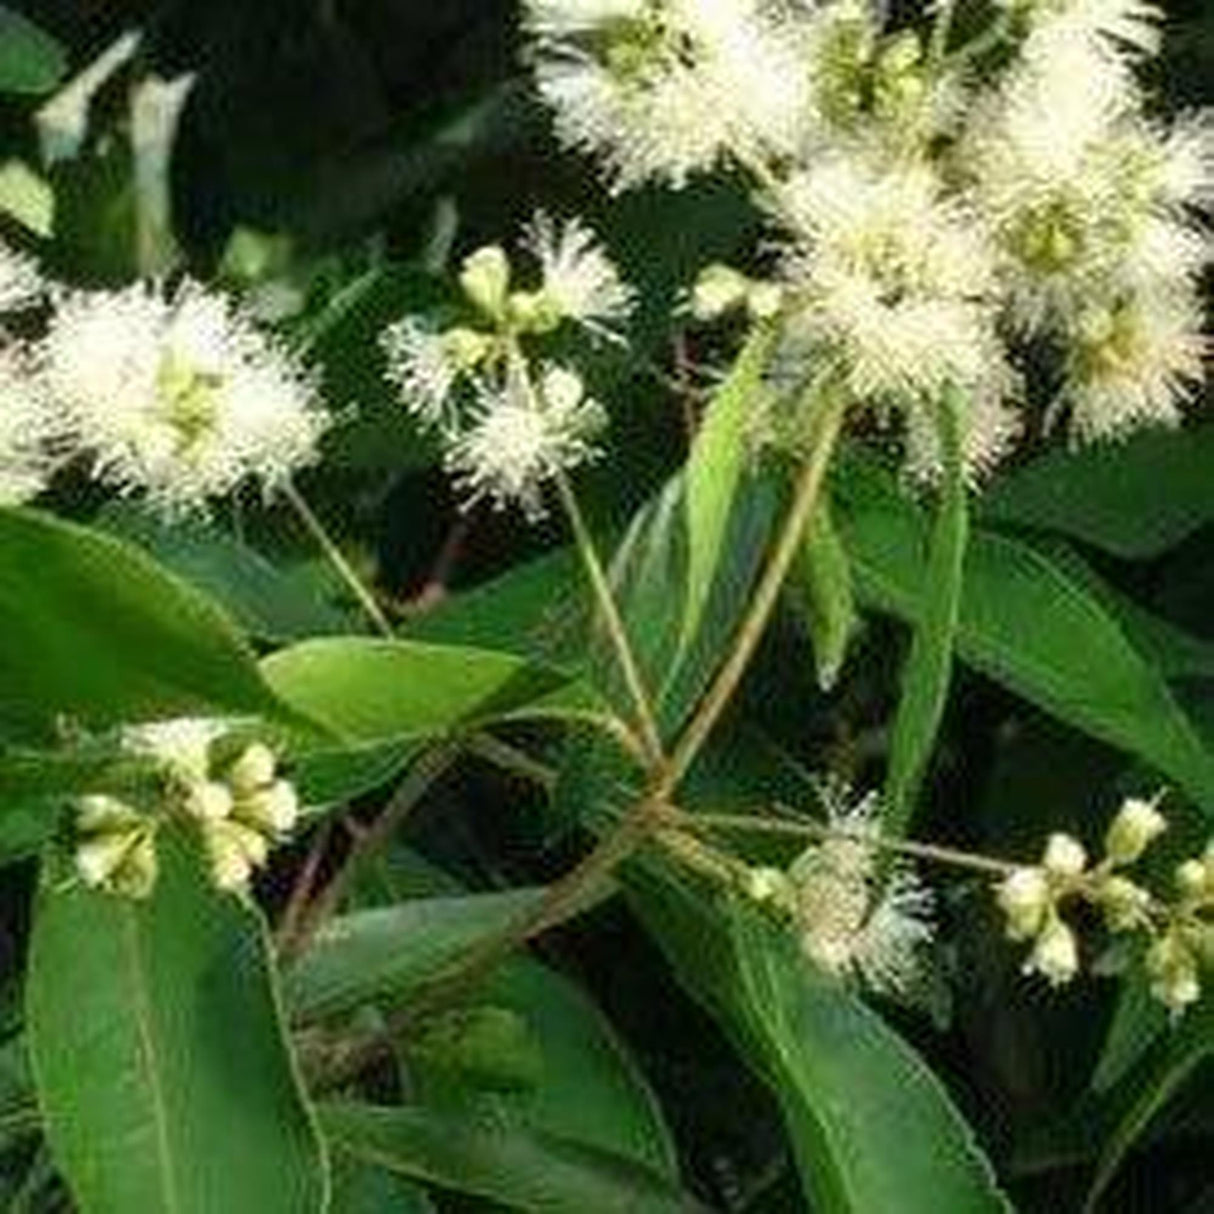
top-left (1146, 931), bottom-right (1201, 1015)
top-left (746, 866), bottom-right (793, 908)
top-left (76, 794), bottom-right (141, 834)
top-left (235, 780), bottom-right (299, 835)
top-left (996, 867), bottom-right (1051, 941)
top-left (228, 742), bottom-right (277, 796)
top-left (1025, 917), bottom-right (1080, 987)
top-left (184, 780), bottom-right (234, 822)
top-left (108, 833), bottom-right (159, 901)
top-left (1042, 833), bottom-right (1086, 880)
top-left (745, 282), bottom-right (784, 321)
top-left (76, 831), bottom-right (140, 889)
top-left (1104, 796), bottom-right (1166, 865)
top-left (1097, 875), bottom-right (1152, 932)
top-left (507, 290), bottom-right (562, 335)
top-left (691, 264), bottom-right (750, 320)
top-left (1176, 859), bottom-right (1206, 900)
top-left (203, 819), bottom-right (269, 891)
top-left (459, 245), bottom-right (511, 319)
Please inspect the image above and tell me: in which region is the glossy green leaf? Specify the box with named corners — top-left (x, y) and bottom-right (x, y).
top-left (330, 1157), bottom-right (435, 1214)
top-left (285, 888), bottom-right (544, 1020)
top-left (682, 324), bottom-right (777, 659)
top-left (729, 908), bottom-right (1009, 1214)
top-left (981, 424), bottom-right (1214, 559)
top-left (789, 495), bottom-right (857, 692)
top-left (1085, 999), bottom-right (1214, 1209)
top-left (884, 392), bottom-right (968, 837)
top-left (262, 638), bottom-right (610, 747)
top-left (0, 7), bottom-right (66, 94)
top-left (319, 1103), bottom-right (702, 1213)
top-left (27, 831), bottom-right (329, 1214)
top-left (836, 464), bottom-right (1214, 817)
top-left (97, 502), bottom-right (349, 643)
top-left (0, 508), bottom-right (286, 739)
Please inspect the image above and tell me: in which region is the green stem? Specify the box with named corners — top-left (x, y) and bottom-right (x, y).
top-left (283, 479), bottom-right (393, 638)
top-left (657, 387), bottom-right (848, 798)
top-left (882, 385), bottom-right (969, 839)
top-left (554, 470), bottom-right (666, 768)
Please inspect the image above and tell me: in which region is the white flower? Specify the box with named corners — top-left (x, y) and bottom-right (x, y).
top-left (523, 0), bottom-right (812, 190)
top-left (1061, 290), bottom-right (1205, 441)
top-left (380, 319), bottom-right (492, 430)
top-left (1024, 915), bottom-right (1080, 986)
top-left (0, 344), bottom-right (65, 505)
top-left (996, 867), bottom-right (1052, 942)
top-left (1012, 0), bottom-right (1163, 61)
top-left (1042, 832), bottom-right (1088, 879)
top-left (1104, 794), bottom-right (1167, 865)
top-left (42, 280), bottom-right (327, 514)
top-left (789, 785), bottom-right (934, 996)
top-left (524, 211), bottom-right (634, 336)
top-left (0, 241), bottom-right (46, 313)
top-left (446, 363), bottom-right (605, 518)
top-left (122, 717), bottom-right (228, 785)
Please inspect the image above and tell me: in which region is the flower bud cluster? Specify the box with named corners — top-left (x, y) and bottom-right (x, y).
top-left (995, 794), bottom-right (1213, 1014)
top-left (72, 723), bottom-right (300, 899)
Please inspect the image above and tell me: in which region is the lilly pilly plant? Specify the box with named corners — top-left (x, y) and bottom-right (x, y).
top-left (0, 0), bottom-right (1210, 1211)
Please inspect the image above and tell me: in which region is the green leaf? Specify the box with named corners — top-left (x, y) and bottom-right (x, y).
top-left (262, 638), bottom-right (611, 747)
top-left (836, 463), bottom-right (1214, 817)
top-left (789, 495), bottom-right (857, 692)
top-left (682, 324), bottom-right (777, 659)
top-left (981, 424), bottom-right (1214, 559)
top-left (0, 508), bottom-right (287, 740)
top-left (319, 1103), bottom-right (702, 1213)
top-left (96, 502), bottom-right (350, 643)
top-left (331, 1157), bottom-right (435, 1213)
top-left (1085, 999), bottom-right (1214, 1210)
top-left (27, 830), bottom-right (329, 1214)
top-left (0, 159), bottom-right (53, 235)
top-left (884, 391), bottom-right (968, 837)
top-left (729, 908), bottom-right (1009, 1214)
top-left (285, 888), bottom-right (544, 1021)
top-left (0, 7), bottom-right (66, 95)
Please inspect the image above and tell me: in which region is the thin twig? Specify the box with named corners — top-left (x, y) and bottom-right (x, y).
top-left (282, 478), bottom-right (394, 637)
top-left (276, 820), bottom-right (333, 955)
top-left (655, 388), bottom-right (847, 797)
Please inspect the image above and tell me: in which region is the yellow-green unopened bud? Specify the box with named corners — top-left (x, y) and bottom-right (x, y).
top-left (1176, 859), bottom-right (1206, 900)
top-left (1025, 916), bottom-right (1079, 987)
top-left (508, 289), bottom-right (562, 334)
top-left (691, 264), bottom-right (750, 320)
top-left (1097, 875), bottom-right (1152, 932)
top-left (203, 819), bottom-right (269, 891)
top-left (746, 866), bottom-right (794, 908)
top-left (746, 282), bottom-right (784, 321)
top-left (996, 867), bottom-right (1050, 941)
top-left (185, 780), bottom-right (234, 822)
top-left (108, 834), bottom-right (159, 900)
top-left (460, 245), bottom-right (511, 319)
top-left (1042, 833), bottom-right (1086, 880)
top-left (229, 743), bottom-right (276, 796)
top-left (236, 780), bottom-right (299, 835)
top-left (76, 830), bottom-right (141, 889)
top-left (76, 794), bottom-right (141, 834)
top-left (1146, 931), bottom-right (1200, 1015)
top-left (1104, 795), bottom-right (1166, 865)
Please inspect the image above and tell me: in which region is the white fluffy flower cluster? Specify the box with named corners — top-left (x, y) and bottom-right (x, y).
top-left (43, 281), bottom-right (327, 514)
top-left (0, 257), bottom-right (329, 515)
top-left (527, 0), bottom-right (1210, 480)
top-left (381, 212), bottom-right (628, 516)
top-left (522, 0), bottom-right (813, 190)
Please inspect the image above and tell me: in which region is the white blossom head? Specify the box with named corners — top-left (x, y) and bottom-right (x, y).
top-left (446, 362), bottom-right (606, 518)
top-left (789, 783), bottom-right (934, 996)
top-left (0, 343), bottom-right (66, 505)
top-left (0, 241), bottom-right (46, 313)
top-left (522, 211), bottom-right (634, 338)
top-left (522, 0), bottom-right (812, 191)
top-left (42, 280), bottom-right (328, 515)
top-left (380, 317), bottom-right (492, 431)
top-left (122, 716), bottom-right (230, 786)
